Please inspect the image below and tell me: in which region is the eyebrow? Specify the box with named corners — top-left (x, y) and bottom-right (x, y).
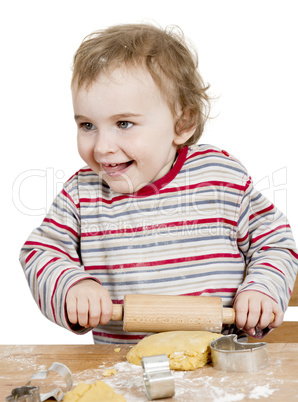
top-left (74, 114), bottom-right (89, 122)
top-left (113, 113), bottom-right (142, 119)
top-left (74, 113), bottom-right (142, 121)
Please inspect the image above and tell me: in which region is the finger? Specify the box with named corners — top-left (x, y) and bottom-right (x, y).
top-left (77, 296), bottom-right (89, 327)
top-left (234, 300), bottom-right (249, 330)
top-left (66, 294), bottom-right (78, 325)
top-left (88, 299), bottom-right (101, 328)
top-left (246, 327), bottom-right (258, 337)
top-left (99, 296), bottom-right (113, 325)
top-left (245, 299), bottom-right (261, 330)
top-left (268, 305), bottom-right (284, 329)
top-left (256, 300), bottom-right (273, 329)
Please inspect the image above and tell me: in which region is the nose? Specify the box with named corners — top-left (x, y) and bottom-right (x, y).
top-left (94, 129), bottom-right (118, 160)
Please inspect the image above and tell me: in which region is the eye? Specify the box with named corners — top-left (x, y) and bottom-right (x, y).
top-left (117, 121), bottom-right (133, 130)
top-left (82, 122), bottom-right (96, 131)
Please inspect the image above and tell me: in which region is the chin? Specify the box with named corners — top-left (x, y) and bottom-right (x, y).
top-left (104, 178), bottom-right (136, 194)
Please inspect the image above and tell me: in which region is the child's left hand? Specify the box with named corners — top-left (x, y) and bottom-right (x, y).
top-left (233, 291), bottom-right (284, 337)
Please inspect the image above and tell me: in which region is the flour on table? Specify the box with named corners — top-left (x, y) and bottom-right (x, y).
top-left (172, 371), bottom-right (280, 401)
top-left (173, 375), bottom-right (246, 402)
top-left (248, 384), bottom-right (278, 399)
top-left (3, 346), bottom-right (44, 373)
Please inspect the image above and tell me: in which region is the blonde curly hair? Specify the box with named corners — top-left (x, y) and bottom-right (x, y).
top-left (72, 23), bottom-right (210, 146)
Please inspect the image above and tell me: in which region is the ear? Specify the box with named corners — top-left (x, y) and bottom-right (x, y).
top-left (173, 109), bottom-right (197, 146)
top-left (173, 127), bottom-right (196, 146)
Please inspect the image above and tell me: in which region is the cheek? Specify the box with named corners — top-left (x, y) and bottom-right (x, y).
top-left (77, 136), bottom-right (94, 162)
top-left (122, 138), bottom-right (143, 161)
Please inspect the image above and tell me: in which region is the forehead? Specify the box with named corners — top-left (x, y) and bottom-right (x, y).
top-left (73, 66), bottom-right (159, 96)
top-left (72, 66), bottom-right (168, 115)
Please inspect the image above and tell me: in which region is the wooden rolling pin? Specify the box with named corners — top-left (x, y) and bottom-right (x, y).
top-left (111, 294), bottom-right (275, 333)
top-left (111, 294), bottom-right (231, 333)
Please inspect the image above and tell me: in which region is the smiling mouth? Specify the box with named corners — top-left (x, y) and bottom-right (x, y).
top-left (101, 160), bottom-right (134, 176)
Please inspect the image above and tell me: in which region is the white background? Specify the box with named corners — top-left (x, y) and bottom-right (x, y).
top-left (1, 0), bottom-right (297, 344)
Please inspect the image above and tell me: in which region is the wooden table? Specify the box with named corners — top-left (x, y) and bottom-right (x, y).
top-left (1, 344), bottom-right (298, 401)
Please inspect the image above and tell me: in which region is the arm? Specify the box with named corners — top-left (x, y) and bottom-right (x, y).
top-left (234, 179), bottom-right (298, 337)
top-left (19, 178), bottom-right (112, 333)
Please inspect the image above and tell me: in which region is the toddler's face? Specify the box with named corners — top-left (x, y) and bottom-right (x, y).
top-left (72, 66), bottom-right (190, 194)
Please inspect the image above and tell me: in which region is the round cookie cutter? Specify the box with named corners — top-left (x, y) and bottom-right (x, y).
top-left (141, 355), bottom-right (175, 400)
top-left (210, 334), bottom-right (269, 373)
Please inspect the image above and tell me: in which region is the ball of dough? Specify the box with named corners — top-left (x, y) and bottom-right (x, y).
top-left (63, 380), bottom-right (126, 401)
top-left (127, 331), bottom-right (222, 371)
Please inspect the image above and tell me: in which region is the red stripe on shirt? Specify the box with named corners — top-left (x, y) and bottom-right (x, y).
top-left (37, 257), bottom-right (59, 278)
top-left (92, 331), bottom-right (145, 340)
top-left (25, 249), bottom-right (38, 264)
top-left (237, 231), bottom-right (249, 243)
top-left (251, 224), bottom-right (290, 244)
top-left (51, 268), bottom-right (73, 323)
top-left (249, 204), bottom-right (274, 221)
top-left (43, 218), bottom-right (79, 238)
top-left (25, 241), bottom-right (80, 263)
top-left (258, 262), bottom-right (285, 276)
top-left (85, 253), bottom-right (242, 271)
top-left (186, 149), bottom-right (223, 159)
top-left (289, 249), bottom-right (298, 259)
top-left (183, 288), bottom-right (238, 296)
top-left (79, 181), bottom-right (247, 205)
top-left (81, 217), bottom-right (237, 237)
top-left (61, 189), bottom-right (79, 208)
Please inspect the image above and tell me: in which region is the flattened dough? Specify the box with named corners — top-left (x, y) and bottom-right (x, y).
top-left (63, 380), bottom-right (126, 401)
top-left (127, 331), bottom-right (222, 370)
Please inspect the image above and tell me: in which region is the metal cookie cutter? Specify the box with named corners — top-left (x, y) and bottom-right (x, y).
top-left (6, 386), bottom-right (40, 402)
top-left (210, 334), bottom-right (269, 373)
top-left (141, 355), bottom-right (175, 400)
top-left (6, 362), bottom-right (73, 402)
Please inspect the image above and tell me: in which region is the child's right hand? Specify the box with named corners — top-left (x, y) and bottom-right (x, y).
top-left (66, 279), bottom-right (113, 328)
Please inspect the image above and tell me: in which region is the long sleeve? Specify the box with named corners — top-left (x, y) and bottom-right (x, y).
top-left (235, 178), bottom-right (298, 311)
top-left (19, 176), bottom-right (96, 333)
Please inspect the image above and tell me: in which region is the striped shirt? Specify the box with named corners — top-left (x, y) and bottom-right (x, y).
top-left (20, 144), bottom-right (298, 343)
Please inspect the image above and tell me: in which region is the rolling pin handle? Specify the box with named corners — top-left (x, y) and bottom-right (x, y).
top-left (111, 304), bottom-right (123, 321)
top-left (222, 307), bottom-right (236, 325)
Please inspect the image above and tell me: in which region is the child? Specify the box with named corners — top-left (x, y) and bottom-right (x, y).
top-left (20, 23), bottom-right (298, 344)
